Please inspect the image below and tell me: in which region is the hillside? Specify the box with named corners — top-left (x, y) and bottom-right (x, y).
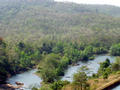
top-left (0, 0), bottom-right (120, 45)
top-left (1, 1), bottom-right (120, 89)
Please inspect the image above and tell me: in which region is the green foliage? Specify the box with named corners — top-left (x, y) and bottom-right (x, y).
top-left (64, 46), bottom-right (81, 63)
top-left (38, 53), bottom-right (61, 83)
top-left (60, 56), bottom-right (69, 69)
top-left (73, 71), bottom-right (88, 90)
top-left (103, 72), bottom-right (108, 79)
top-left (41, 42), bottom-right (54, 54)
top-left (110, 43), bottom-right (120, 56)
top-left (84, 46), bottom-right (93, 56)
top-left (37, 41), bottom-right (110, 83)
top-left (32, 87), bottom-right (39, 90)
top-left (50, 80), bottom-right (70, 90)
top-left (98, 59), bottom-right (111, 78)
top-left (0, 40), bottom-right (43, 83)
top-left (89, 56), bottom-right (95, 60)
top-left (1, 0), bottom-right (120, 85)
top-left (15, 42), bottom-right (42, 69)
top-left (52, 42), bottom-right (64, 54)
top-left (100, 58), bottom-right (111, 69)
top-left (93, 47), bottom-right (107, 54)
top-left (39, 85), bottom-right (52, 90)
top-left (112, 57), bottom-right (120, 71)
top-left (0, 39), bottom-right (11, 83)
top-left (93, 57), bottom-right (120, 79)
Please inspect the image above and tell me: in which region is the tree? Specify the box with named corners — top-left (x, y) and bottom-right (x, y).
top-left (52, 42), bottom-right (64, 54)
top-left (38, 53), bottom-right (61, 83)
top-left (110, 43), bottom-right (120, 56)
top-left (0, 39), bottom-right (11, 83)
top-left (64, 46), bottom-right (80, 64)
top-left (98, 59), bottom-right (111, 78)
top-left (84, 46), bottom-right (93, 56)
top-left (103, 72), bottom-right (108, 79)
top-left (73, 71), bottom-right (88, 90)
top-left (41, 42), bottom-right (53, 54)
top-left (0, 37), bottom-right (3, 44)
top-left (112, 57), bottom-right (120, 71)
top-left (80, 66), bottom-right (90, 74)
top-left (18, 42), bottom-right (25, 49)
top-left (99, 58), bottom-right (110, 70)
top-left (50, 80), bottom-right (70, 90)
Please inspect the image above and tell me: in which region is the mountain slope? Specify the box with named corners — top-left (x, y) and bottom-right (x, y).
top-left (0, 0), bottom-right (120, 45)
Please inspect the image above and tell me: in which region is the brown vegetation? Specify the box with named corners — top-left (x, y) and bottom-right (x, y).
top-left (88, 73), bottom-right (120, 90)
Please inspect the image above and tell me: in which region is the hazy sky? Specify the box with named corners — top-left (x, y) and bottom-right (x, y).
top-left (54, 0), bottom-right (120, 7)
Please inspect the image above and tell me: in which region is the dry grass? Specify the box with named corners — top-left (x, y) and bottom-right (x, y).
top-left (61, 72), bottom-right (120, 90)
top-left (88, 73), bottom-right (120, 90)
top-left (62, 84), bottom-right (82, 90)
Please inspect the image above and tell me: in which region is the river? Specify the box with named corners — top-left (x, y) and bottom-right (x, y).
top-left (7, 55), bottom-right (117, 90)
top-left (61, 55), bottom-right (115, 81)
top-left (112, 85), bottom-right (120, 90)
top-left (7, 69), bottom-right (42, 90)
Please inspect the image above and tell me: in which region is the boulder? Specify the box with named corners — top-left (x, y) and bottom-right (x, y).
top-left (15, 82), bottom-right (24, 86)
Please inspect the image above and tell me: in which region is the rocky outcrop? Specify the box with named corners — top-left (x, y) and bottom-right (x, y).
top-left (15, 82), bottom-right (24, 86)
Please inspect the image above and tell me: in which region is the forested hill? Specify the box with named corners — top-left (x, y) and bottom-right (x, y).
top-left (1, 0), bottom-right (120, 88)
top-left (1, 0), bottom-right (120, 16)
top-left (0, 0), bottom-right (120, 45)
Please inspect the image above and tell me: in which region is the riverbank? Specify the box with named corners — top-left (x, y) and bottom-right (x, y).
top-left (0, 67), bottom-right (37, 90)
top-left (0, 84), bottom-right (23, 90)
top-left (7, 69), bottom-right (42, 90)
top-left (61, 55), bottom-right (115, 81)
top-left (6, 55), bottom-right (116, 90)
top-left (6, 66), bottom-right (36, 82)
top-left (88, 72), bottom-right (120, 90)
top-left (0, 84), bottom-right (15, 90)
top-left (61, 72), bottom-right (120, 90)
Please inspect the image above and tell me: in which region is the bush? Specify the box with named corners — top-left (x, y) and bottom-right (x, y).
top-left (50, 80), bottom-right (70, 90)
top-left (103, 72), bottom-right (108, 79)
top-left (73, 71), bottom-right (88, 90)
top-left (111, 57), bottom-right (120, 71)
top-left (110, 43), bottom-right (120, 56)
top-left (32, 87), bottom-right (38, 90)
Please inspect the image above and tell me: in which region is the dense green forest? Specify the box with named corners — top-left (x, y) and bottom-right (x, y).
top-left (0, 0), bottom-right (120, 90)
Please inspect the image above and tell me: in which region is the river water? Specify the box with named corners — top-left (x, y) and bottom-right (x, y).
top-left (7, 55), bottom-right (117, 90)
top-left (61, 55), bottom-right (115, 81)
top-left (112, 85), bottom-right (120, 90)
top-left (7, 69), bottom-right (42, 90)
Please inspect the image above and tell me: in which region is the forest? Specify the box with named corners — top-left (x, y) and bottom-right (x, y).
top-left (0, 0), bottom-right (120, 90)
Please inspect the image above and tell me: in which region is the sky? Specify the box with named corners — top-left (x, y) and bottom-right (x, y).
top-left (54, 0), bottom-right (120, 7)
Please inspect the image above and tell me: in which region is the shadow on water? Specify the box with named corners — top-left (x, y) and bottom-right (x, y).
top-left (104, 82), bottom-right (120, 90)
top-left (112, 84), bottom-right (120, 90)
